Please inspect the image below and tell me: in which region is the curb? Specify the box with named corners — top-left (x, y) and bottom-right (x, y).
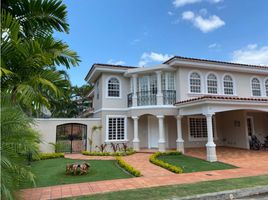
top-left (173, 185), bottom-right (268, 200)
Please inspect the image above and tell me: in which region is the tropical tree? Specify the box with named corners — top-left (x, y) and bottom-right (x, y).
top-left (1, 0), bottom-right (80, 114)
top-left (1, 0), bottom-right (80, 198)
top-left (1, 96), bottom-right (40, 199)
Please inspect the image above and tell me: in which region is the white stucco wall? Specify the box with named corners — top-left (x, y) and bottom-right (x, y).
top-left (33, 118), bottom-right (101, 153)
top-left (177, 67), bottom-right (268, 101)
top-left (216, 110), bottom-right (249, 149)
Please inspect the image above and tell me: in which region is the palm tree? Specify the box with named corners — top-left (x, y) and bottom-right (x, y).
top-left (1, 96), bottom-right (40, 199)
top-left (1, 0), bottom-right (80, 198)
top-left (1, 0), bottom-right (80, 113)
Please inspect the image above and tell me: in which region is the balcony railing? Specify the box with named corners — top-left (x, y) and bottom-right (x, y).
top-left (127, 90), bottom-right (176, 107)
top-left (163, 90), bottom-right (176, 105)
top-left (137, 91), bottom-right (157, 106)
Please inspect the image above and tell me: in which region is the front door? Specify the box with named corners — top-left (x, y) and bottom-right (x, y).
top-left (148, 116), bottom-right (159, 148)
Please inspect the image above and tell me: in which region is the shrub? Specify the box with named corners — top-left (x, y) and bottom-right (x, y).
top-left (149, 151), bottom-right (183, 174)
top-left (116, 156), bottom-right (141, 177)
top-left (82, 150), bottom-right (136, 156)
top-left (33, 153), bottom-right (65, 161)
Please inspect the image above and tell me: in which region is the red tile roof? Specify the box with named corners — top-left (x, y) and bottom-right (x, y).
top-left (85, 63), bottom-right (138, 81)
top-left (164, 56), bottom-right (268, 69)
top-left (175, 95), bottom-right (268, 105)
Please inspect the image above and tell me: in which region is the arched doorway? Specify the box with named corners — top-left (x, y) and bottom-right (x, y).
top-left (56, 123), bottom-right (87, 153)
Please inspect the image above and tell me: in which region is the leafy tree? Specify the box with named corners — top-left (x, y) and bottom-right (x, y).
top-left (1, 0), bottom-right (80, 114)
top-left (50, 84), bottom-right (93, 118)
top-left (1, 0), bottom-right (81, 198)
top-left (1, 96), bottom-right (40, 199)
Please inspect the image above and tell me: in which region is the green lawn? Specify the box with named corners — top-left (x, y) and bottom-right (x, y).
top-left (22, 158), bottom-right (132, 188)
top-left (69, 175), bottom-right (268, 200)
top-left (158, 154), bottom-right (236, 173)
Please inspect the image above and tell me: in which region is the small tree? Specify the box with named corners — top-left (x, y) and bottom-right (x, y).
top-left (88, 125), bottom-right (102, 152)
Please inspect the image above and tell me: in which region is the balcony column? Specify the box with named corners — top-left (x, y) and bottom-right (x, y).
top-left (157, 115), bottom-right (166, 152)
top-left (176, 115), bottom-right (184, 153)
top-left (205, 113), bottom-right (217, 162)
top-left (156, 71), bottom-right (163, 105)
top-left (132, 116), bottom-right (140, 151)
top-left (132, 74), bottom-right (138, 107)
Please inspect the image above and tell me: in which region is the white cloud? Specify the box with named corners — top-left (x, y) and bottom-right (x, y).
top-left (208, 43), bottom-right (217, 48)
top-left (231, 44), bottom-right (268, 66)
top-left (210, 0), bottom-right (223, 3)
top-left (168, 11), bottom-right (175, 16)
top-left (107, 59), bottom-right (126, 65)
top-left (182, 11), bottom-right (195, 20)
top-left (138, 52), bottom-right (173, 67)
top-left (182, 11), bottom-right (225, 33)
top-left (173, 0), bottom-right (223, 7)
top-left (173, 0), bottom-right (201, 7)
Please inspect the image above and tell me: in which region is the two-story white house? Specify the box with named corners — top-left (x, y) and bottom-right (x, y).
top-left (84, 56), bottom-right (268, 162)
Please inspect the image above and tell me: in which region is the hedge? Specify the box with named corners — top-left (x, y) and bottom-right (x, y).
top-left (149, 151), bottom-right (183, 174)
top-left (33, 153), bottom-right (65, 161)
top-left (116, 156), bottom-right (141, 177)
top-left (82, 150), bottom-right (136, 156)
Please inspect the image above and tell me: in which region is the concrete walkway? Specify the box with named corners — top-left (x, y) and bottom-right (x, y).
top-left (20, 148), bottom-right (268, 200)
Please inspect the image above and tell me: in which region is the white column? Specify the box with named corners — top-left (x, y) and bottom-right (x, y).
top-left (156, 71), bottom-right (163, 105)
top-left (132, 74), bottom-right (138, 107)
top-left (205, 114), bottom-right (217, 162)
top-left (157, 115), bottom-right (166, 152)
top-left (132, 116), bottom-right (140, 151)
top-left (176, 115), bottom-right (184, 153)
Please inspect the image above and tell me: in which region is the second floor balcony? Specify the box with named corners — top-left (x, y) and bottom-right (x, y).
top-left (127, 90), bottom-right (176, 107)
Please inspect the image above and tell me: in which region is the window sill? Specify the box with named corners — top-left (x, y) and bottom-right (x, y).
top-left (105, 140), bottom-right (129, 143)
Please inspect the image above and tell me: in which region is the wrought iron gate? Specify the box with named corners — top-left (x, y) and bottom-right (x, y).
top-left (56, 123), bottom-right (87, 153)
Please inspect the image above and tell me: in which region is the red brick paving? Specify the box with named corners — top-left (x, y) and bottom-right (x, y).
top-left (20, 147), bottom-right (268, 200)
top-left (64, 153), bottom-right (115, 160)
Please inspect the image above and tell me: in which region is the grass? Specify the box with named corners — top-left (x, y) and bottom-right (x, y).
top-left (22, 158), bottom-right (132, 188)
top-left (69, 175), bottom-right (268, 200)
top-left (158, 154), bottom-right (236, 173)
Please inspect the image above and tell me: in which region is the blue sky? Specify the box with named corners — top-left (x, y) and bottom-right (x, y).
top-left (55, 0), bottom-right (268, 86)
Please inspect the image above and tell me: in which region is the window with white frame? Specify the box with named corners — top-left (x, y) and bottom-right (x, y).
top-left (188, 116), bottom-right (215, 140)
top-left (107, 117), bottom-right (126, 141)
top-left (265, 79), bottom-right (268, 97)
top-left (161, 72), bottom-right (175, 90)
top-left (107, 77), bottom-right (120, 97)
top-left (207, 73), bottom-right (218, 94)
top-left (223, 75), bottom-right (234, 95)
top-left (251, 78), bottom-right (261, 96)
top-left (189, 72), bottom-right (201, 93)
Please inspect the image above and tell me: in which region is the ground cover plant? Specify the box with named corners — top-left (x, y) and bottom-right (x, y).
top-left (158, 153), bottom-right (236, 173)
top-left (22, 158), bottom-right (132, 188)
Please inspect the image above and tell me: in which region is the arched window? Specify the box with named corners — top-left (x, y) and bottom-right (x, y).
top-left (207, 73), bottom-right (218, 94)
top-left (251, 78), bottom-right (261, 96)
top-left (189, 72), bottom-right (201, 93)
top-left (223, 75), bottom-right (234, 95)
top-left (265, 79), bottom-right (268, 97)
top-left (107, 77), bottom-right (120, 97)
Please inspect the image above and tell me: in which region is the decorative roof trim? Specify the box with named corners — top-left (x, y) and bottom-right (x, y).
top-left (175, 95), bottom-right (268, 105)
top-left (164, 56), bottom-right (268, 69)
